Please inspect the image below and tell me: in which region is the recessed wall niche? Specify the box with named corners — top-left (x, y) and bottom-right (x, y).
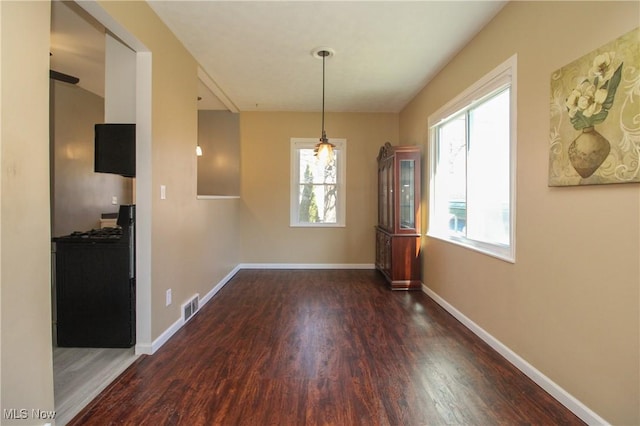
top-left (197, 110), bottom-right (240, 197)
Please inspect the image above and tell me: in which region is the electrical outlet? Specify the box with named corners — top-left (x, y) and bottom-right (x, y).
top-left (166, 289), bottom-right (172, 306)
top-left (112, 196), bottom-right (118, 205)
top-left (160, 185), bottom-right (166, 200)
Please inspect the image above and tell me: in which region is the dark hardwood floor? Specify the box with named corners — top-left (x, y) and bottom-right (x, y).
top-left (70, 269), bottom-right (585, 425)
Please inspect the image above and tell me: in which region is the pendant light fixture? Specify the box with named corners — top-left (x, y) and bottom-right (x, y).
top-left (196, 95), bottom-right (203, 156)
top-left (312, 48), bottom-right (336, 164)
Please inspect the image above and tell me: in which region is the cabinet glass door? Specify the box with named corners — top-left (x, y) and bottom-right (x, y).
top-left (399, 159), bottom-right (415, 230)
top-left (379, 164), bottom-right (388, 228)
top-left (387, 161), bottom-right (394, 230)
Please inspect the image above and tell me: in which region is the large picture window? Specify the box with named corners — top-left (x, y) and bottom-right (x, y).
top-left (428, 56), bottom-right (516, 262)
top-left (290, 138), bottom-right (346, 227)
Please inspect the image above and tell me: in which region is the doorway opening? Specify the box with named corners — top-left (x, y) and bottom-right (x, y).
top-left (49, 1), bottom-right (151, 423)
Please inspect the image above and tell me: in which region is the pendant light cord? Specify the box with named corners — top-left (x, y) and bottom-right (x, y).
top-left (321, 52), bottom-right (326, 140)
top-left (313, 48), bottom-right (335, 160)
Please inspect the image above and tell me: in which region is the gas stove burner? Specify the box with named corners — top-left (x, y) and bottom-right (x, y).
top-left (58, 227), bottom-right (124, 241)
top-left (89, 227), bottom-right (122, 237)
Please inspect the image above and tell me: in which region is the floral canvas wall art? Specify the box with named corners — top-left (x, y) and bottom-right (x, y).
top-left (549, 27), bottom-right (639, 186)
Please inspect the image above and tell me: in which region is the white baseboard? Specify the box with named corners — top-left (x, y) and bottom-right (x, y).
top-left (421, 284), bottom-right (609, 426)
top-left (238, 263), bottom-right (375, 270)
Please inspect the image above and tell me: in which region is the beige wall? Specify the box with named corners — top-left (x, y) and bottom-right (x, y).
top-left (51, 81), bottom-right (133, 237)
top-left (0, 1), bottom-right (55, 423)
top-left (96, 1), bottom-right (241, 339)
top-left (400, 2), bottom-right (639, 424)
top-left (240, 112), bottom-right (398, 264)
top-left (197, 110), bottom-right (240, 196)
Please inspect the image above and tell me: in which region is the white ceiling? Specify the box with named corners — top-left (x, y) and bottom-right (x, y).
top-left (51, 0), bottom-right (507, 113)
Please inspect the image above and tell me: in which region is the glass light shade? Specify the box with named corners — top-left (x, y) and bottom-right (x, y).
top-left (196, 145), bottom-right (203, 156)
top-left (315, 141), bottom-right (335, 165)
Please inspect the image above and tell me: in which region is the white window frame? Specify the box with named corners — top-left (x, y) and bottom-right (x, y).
top-left (427, 55), bottom-right (517, 263)
top-left (290, 138), bottom-right (347, 227)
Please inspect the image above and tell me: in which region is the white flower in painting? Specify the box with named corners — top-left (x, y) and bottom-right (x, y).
top-left (566, 80), bottom-right (603, 118)
top-left (590, 52), bottom-right (616, 83)
top-left (565, 86), bottom-right (583, 118)
top-left (582, 85), bottom-right (608, 117)
top-left (564, 52), bottom-right (623, 130)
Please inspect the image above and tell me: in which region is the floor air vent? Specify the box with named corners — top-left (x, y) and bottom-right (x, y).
top-left (182, 294), bottom-right (200, 323)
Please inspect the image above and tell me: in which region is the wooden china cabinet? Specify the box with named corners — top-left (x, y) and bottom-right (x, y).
top-left (375, 142), bottom-right (422, 290)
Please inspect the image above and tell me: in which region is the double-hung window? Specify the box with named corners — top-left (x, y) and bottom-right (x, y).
top-left (428, 55), bottom-right (516, 262)
top-left (290, 138), bottom-right (346, 227)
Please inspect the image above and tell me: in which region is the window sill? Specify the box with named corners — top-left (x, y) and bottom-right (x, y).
top-left (426, 231), bottom-right (515, 264)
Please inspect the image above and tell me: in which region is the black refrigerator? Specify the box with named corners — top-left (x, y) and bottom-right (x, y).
top-left (53, 205), bottom-right (135, 348)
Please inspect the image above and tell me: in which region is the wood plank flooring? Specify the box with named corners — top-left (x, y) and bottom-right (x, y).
top-left (70, 269), bottom-right (585, 425)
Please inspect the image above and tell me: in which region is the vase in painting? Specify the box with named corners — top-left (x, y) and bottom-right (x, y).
top-left (567, 126), bottom-right (610, 178)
